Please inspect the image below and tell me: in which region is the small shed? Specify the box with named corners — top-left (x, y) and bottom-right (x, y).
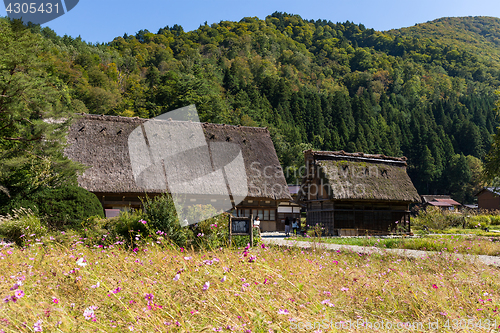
top-left (299, 150), bottom-right (421, 235)
top-left (476, 187), bottom-right (500, 211)
top-left (64, 114), bottom-right (291, 231)
top-left (421, 195), bottom-right (461, 211)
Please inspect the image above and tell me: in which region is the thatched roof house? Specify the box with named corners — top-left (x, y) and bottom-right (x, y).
top-left (300, 150), bottom-right (420, 235)
top-left (64, 114), bottom-right (291, 231)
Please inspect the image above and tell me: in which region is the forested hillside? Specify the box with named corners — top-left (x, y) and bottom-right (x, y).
top-left (2, 13), bottom-right (500, 203)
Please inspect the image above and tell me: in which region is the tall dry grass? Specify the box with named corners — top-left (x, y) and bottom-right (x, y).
top-left (0, 239), bottom-right (500, 332)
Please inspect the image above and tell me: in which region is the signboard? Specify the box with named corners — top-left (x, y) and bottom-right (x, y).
top-left (229, 215), bottom-right (253, 246)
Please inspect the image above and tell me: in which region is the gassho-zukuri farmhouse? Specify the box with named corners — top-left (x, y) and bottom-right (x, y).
top-left (64, 114), bottom-right (420, 234)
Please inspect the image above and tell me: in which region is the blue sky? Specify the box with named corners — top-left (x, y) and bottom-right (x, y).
top-left (2, 0), bottom-right (500, 43)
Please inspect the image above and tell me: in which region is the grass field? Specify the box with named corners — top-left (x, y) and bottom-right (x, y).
top-left (1, 238), bottom-right (500, 332)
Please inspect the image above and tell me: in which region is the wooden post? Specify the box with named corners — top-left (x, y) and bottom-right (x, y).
top-left (250, 214), bottom-right (253, 247)
top-left (228, 215), bottom-right (232, 245)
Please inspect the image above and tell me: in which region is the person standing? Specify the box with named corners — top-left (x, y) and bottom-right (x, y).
top-left (292, 218), bottom-right (299, 235)
top-left (254, 216), bottom-right (261, 236)
top-left (284, 216), bottom-right (291, 237)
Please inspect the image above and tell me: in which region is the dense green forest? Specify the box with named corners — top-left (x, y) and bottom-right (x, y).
top-left (2, 14), bottom-right (500, 204)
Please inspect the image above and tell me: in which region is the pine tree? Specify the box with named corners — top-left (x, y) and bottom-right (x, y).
top-left (0, 19), bottom-right (83, 199)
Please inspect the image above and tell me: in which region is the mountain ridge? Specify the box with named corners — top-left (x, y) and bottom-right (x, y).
top-left (1, 13), bottom-right (499, 203)
top-left (387, 16), bottom-right (500, 65)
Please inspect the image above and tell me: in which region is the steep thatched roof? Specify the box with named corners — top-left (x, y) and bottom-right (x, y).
top-left (64, 114), bottom-right (291, 201)
top-left (305, 150), bottom-right (420, 203)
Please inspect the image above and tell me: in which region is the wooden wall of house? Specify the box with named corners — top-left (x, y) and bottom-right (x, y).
top-left (277, 202), bottom-right (301, 231)
top-left (94, 192), bottom-right (287, 231)
top-left (306, 200), bottom-right (410, 235)
top-left (95, 193), bottom-right (144, 209)
top-left (235, 199), bottom-right (280, 232)
top-left (478, 191), bottom-right (500, 211)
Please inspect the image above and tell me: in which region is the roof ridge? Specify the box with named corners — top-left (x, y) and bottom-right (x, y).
top-left (306, 150), bottom-right (407, 163)
top-left (76, 113), bottom-right (269, 131)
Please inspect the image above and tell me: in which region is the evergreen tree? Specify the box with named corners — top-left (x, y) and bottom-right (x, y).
top-left (0, 19), bottom-right (84, 200)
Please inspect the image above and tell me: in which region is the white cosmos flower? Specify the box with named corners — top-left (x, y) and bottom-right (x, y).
top-left (76, 258), bottom-right (87, 267)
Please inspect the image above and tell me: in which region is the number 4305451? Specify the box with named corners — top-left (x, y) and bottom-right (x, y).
top-left (5, 3), bottom-right (59, 14)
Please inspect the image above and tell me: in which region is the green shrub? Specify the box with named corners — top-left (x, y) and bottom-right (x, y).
top-left (191, 213), bottom-right (230, 250)
top-left (231, 227), bottom-right (261, 248)
top-left (77, 215), bottom-right (127, 246)
top-left (411, 207), bottom-right (461, 230)
top-left (142, 193), bottom-right (190, 247)
top-left (184, 204), bottom-right (220, 225)
top-left (0, 195), bottom-right (39, 216)
top-left (8, 186), bottom-right (104, 229)
top-left (112, 209), bottom-right (149, 243)
top-left (0, 208), bottom-right (47, 245)
top-left (489, 215), bottom-right (500, 225)
top-left (466, 215), bottom-right (490, 229)
top-left (444, 213), bottom-right (464, 228)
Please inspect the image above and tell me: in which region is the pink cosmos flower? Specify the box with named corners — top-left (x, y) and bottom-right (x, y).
top-left (52, 297), bottom-right (59, 304)
top-left (321, 299), bottom-right (334, 307)
top-left (202, 282), bottom-right (210, 291)
top-left (173, 274), bottom-right (180, 281)
top-left (340, 287), bottom-right (349, 291)
top-left (432, 284), bottom-right (438, 289)
top-left (83, 306), bottom-right (97, 320)
top-left (278, 309), bottom-right (289, 314)
top-left (33, 319), bottom-right (43, 332)
top-left (144, 293), bottom-right (154, 304)
top-left (10, 283), bottom-right (21, 291)
top-left (14, 290), bottom-right (24, 298)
